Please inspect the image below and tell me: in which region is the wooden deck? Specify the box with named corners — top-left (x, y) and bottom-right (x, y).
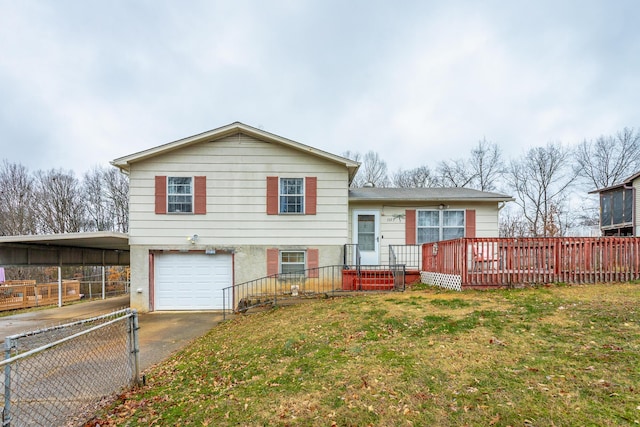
top-left (0, 280), bottom-right (81, 311)
top-left (421, 237), bottom-right (640, 288)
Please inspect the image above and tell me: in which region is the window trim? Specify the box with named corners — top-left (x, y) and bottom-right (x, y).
top-left (167, 176), bottom-right (194, 214)
top-left (416, 209), bottom-right (466, 244)
top-left (279, 177), bottom-right (305, 214)
top-left (279, 250), bottom-right (306, 275)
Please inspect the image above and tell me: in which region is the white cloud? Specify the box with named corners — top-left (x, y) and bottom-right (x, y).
top-left (0, 0), bottom-right (638, 178)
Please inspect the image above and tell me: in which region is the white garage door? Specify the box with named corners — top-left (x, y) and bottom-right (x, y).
top-left (154, 253), bottom-right (232, 310)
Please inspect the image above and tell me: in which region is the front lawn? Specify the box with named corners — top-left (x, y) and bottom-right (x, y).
top-left (88, 283), bottom-right (640, 426)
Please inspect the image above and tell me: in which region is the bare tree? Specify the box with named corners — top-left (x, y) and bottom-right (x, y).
top-left (82, 166), bottom-right (129, 232)
top-left (469, 138), bottom-right (504, 191)
top-left (392, 166), bottom-right (440, 188)
top-left (344, 150), bottom-right (389, 188)
top-left (83, 166), bottom-right (112, 231)
top-left (507, 143), bottom-right (575, 237)
top-left (437, 139), bottom-right (505, 190)
top-left (342, 150), bottom-right (361, 164)
top-left (499, 206), bottom-right (531, 237)
top-left (574, 127), bottom-right (640, 189)
top-left (437, 158), bottom-right (475, 188)
top-left (33, 169), bottom-right (86, 233)
top-left (103, 167), bottom-right (129, 232)
top-left (0, 160), bottom-right (37, 235)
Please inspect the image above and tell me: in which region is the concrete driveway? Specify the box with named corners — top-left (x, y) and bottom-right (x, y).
top-left (0, 295), bottom-right (225, 372)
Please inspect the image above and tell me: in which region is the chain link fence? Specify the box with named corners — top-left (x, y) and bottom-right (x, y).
top-left (1, 309), bottom-right (140, 427)
top-left (77, 277), bottom-right (129, 300)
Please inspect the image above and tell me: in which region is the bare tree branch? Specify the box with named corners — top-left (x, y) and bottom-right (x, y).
top-left (437, 158), bottom-right (475, 188)
top-left (344, 150), bottom-right (389, 188)
top-left (436, 139), bottom-right (504, 190)
top-left (507, 143), bottom-right (576, 237)
top-left (392, 166), bottom-right (440, 188)
top-left (33, 169), bottom-right (86, 233)
top-left (0, 160), bottom-right (36, 235)
top-left (574, 127), bottom-right (640, 189)
top-left (469, 138), bottom-right (504, 191)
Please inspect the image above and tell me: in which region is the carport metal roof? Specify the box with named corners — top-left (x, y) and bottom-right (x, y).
top-left (0, 232), bottom-right (130, 266)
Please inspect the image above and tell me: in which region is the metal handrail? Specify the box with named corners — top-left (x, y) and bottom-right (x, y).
top-left (343, 244), bottom-right (361, 269)
top-left (389, 244), bottom-right (422, 270)
top-left (222, 263), bottom-right (405, 318)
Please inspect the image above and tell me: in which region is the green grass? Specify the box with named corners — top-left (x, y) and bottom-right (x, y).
top-left (89, 283), bottom-right (640, 426)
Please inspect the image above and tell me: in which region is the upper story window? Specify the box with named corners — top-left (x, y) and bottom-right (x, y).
top-left (280, 178), bottom-right (304, 214)
top-left (266, 176), bottom-right (316, 216)
top-left (417, 210), bottom-right (465, 244)
top-left (167, 177), bottom-right (193, 213)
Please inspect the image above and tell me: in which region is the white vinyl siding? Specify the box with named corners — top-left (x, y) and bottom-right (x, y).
top-left (348, 202), bottom-right (500, 264)
top-left (128, 134), bottom-right (350, 246)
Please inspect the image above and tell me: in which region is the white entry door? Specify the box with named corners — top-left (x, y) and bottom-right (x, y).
top-left (353, 210), bottom-right (380, 265)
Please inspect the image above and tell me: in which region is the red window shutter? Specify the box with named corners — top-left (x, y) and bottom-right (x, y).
top-left (405, 209), bottom-right (416, 245)
top-left (305, 177), bottom-right (317, 215)
top-left (267, 248), bottom-right (279, 276)
top-left (155, 176), bottom-right (167, 214)
top-left (266, 176), bottom-right (278, 215)
top-left (307, 248), bottom-right (319, 278)
top-left (465, 209), bottom-right (476, 238)
top-left (194, 176), bottom-right (207, 214)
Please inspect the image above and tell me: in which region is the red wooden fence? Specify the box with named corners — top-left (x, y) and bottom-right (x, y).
top-left (421, 237), bottom-right (640, 288)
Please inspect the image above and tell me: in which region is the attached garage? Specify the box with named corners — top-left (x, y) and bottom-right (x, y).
top-left (154, 253), bottom-right (232, 310)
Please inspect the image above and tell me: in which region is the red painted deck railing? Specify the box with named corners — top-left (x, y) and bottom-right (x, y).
top-left (421, 237), bottom-right (640, 288)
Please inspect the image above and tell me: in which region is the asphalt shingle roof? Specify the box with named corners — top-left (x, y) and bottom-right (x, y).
top-left (348, 187), bottom-right (514, 202)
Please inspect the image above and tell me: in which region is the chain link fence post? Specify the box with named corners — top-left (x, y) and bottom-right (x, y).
top-left (3, 337), bottom-right (12, 427)
top-left (129, 309), bottom-right (140, 386)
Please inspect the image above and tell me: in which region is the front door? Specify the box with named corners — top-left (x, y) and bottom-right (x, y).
top-left (353, 210), bottom-right (380, 265)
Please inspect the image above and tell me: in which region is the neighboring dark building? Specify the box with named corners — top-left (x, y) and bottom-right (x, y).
top-left (590, 172), bottom-right (639, 236)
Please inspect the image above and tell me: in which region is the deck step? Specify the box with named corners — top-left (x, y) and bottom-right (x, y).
top-left (341, 269), bottom-right (397, 291)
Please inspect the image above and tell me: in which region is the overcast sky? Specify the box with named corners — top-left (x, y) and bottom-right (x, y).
top-left (1, 0), bottom-right (638, 178)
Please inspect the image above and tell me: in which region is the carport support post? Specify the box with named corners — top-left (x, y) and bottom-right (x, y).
top-left (101, 266), bottom-right (106, 300)
top-left (58, 266), bottom-right (62, 308)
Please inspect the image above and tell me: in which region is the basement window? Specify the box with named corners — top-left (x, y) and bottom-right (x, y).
top-left (280, 251), bottom-right (305, 275)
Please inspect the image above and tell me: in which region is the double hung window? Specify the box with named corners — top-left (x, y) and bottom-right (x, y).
top-left (167, 177), bottom-right (193, 213)
top-left (417, 210), bottom-right (465, 244)
top-left (279, 178), bottom-right (304, 214)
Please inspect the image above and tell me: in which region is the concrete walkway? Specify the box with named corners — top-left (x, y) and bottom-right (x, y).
top-left (0, 295), bottom-right (225, 372)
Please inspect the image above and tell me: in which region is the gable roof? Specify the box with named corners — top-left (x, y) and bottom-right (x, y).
top-left (111, 121), bottom-right (360, 182)
top-left (349, 187), bottom-right (514, 203)
top-left (588, 171), bottom-right (640, 194)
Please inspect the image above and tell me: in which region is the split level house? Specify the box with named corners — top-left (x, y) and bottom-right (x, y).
top-left (111, 122), bottom-right (513, 312)
top-left (590, 172), bottom-right (640, 236)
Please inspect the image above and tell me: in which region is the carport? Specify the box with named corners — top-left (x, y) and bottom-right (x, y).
top-left (0, 231), bottom-right (129, 307)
